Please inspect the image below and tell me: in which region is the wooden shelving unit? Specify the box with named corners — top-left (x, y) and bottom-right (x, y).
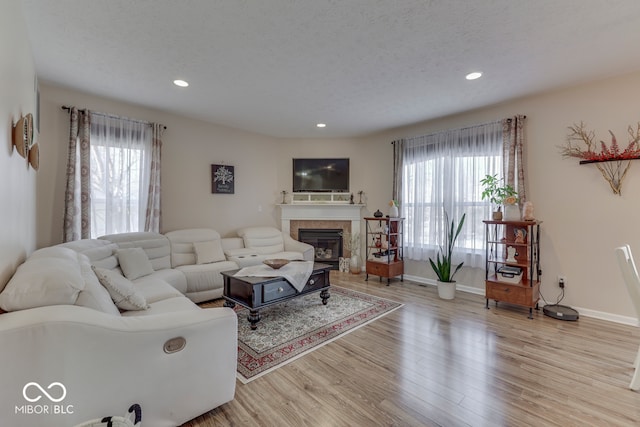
top-left (483, 220), bottom-right (542, 319)
top-left (364, 217), bottom-right (404, 285)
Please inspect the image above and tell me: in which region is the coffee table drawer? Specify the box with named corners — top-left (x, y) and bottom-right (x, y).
top-left (263, 280), bottom-right (296, 302)
top-left (303, 271), bottom-right (327, 291)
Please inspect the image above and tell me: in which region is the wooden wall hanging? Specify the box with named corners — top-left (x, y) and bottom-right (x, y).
top-left (560, 122), bottom-right (640, 195)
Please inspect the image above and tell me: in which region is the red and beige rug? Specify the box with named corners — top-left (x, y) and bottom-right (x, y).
top-left (228, 286), bottom-right (402, 383)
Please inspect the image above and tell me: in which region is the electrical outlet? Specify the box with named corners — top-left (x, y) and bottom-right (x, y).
top-left (558, 276), bottom-right (566, 288)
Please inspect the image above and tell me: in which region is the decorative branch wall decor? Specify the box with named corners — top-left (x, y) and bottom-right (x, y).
top-left (559, 122), bottom-right (640, 195)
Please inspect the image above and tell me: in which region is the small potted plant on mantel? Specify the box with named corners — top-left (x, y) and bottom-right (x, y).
top-left (429, 212), bottom-right (466, 300)
top-left (480, 174), bottom-right (518, 221)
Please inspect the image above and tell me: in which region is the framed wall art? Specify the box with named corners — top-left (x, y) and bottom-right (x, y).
top-left (211, 164), bottom-right (235, 194)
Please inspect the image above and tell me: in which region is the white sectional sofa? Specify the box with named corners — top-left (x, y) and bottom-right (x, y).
top-left (0, 225), bottom-right (313, 426)
top-left (0, 244), bottom-right (237, 427)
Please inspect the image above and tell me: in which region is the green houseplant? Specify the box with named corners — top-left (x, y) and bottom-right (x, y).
top-left (429, 212), bottom-right (466, 299)
top-left (480, 174), bottom-right (517, 220)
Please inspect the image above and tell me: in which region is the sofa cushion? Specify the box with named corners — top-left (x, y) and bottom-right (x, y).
top-left (175, 260), bottom-right (237, 293)
top-left (100, 232), bottom-right (171, 271)
top-left (75, 254), bottom-right (122, 315)
top-left (121, 295), bottom-right (199, 317)
top-left (0, 247), bottom-right (85, 311)
top-left (134, 269), bottom-right (188, 294)
top-left (116, 248), bottom-right (154, 280)
top-left (56, 239), bottom-right (120, 270)
top-left (237, 226), bottom-right (285, 254)
top-left (194, 240), bottom-right (226, 264)
top-left (92, 267), bottom-right (150, 311)
top-left (129, 279), bottom-right (183, 304)
top-left (165, 228), bottom-right (225, 267)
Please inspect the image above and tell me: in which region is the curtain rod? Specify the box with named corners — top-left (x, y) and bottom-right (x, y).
top-left (61, 106), bottom-right (166, 130)
top-left (391, 115), bottom-right (527, 144)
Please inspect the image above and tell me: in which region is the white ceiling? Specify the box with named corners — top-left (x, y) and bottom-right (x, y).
top-left (20, 0), bottom-right (640, 138)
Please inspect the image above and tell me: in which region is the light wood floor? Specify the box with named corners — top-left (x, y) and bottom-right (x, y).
top-left (182, 272), bottom-right (640, 427)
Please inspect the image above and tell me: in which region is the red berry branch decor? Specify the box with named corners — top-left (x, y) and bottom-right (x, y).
top-left (559, 122), bottom-right (640, 195)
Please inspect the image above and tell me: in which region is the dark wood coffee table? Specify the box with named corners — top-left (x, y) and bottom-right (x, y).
top-left (221, 262), bottom-right (331, 330)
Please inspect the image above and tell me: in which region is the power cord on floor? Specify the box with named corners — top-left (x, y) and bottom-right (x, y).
top-left (539, 286), bottom-right (565, 307)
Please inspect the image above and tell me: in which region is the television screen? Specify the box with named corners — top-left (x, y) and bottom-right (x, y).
top-left (292, 158), bottom-right (349, 192)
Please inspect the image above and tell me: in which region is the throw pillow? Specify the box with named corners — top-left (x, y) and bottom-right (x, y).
top-left (92, 266), bottom-right (149, 311)
top-left (116, 248), bottom-right (154, 280)
top-left (193, 240), bottom-right (225, 264)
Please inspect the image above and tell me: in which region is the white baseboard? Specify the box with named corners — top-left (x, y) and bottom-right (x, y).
top-left (403, 274), bottom-right (638, 326)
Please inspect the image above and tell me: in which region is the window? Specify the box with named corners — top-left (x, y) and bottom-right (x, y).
top-left (401, 121), bottom-right (503, 268)
top-left (90, 114), bottom-right (152, 237)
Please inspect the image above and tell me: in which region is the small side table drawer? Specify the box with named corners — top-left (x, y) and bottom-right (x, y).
top-left (262, 280), bottom-right (296, 302)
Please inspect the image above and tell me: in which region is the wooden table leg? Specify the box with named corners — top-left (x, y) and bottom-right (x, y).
top-left (248, 309), bottom-right (261, 330)
top-left (320, 289), bottom-right (330, 305)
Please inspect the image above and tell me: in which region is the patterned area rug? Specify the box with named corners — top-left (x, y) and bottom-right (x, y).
top-left (207, 286), bottom-right (402, 383)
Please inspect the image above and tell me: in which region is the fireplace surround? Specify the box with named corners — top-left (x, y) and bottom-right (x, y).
top-left (279, 203), bottom-right (364, 269)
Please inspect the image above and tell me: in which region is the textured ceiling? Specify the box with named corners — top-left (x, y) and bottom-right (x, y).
top-left (20, 0), bottom-right (640, 138)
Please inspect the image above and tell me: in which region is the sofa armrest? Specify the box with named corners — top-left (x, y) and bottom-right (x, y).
top-left (0, 305), bottom-right (237, 427)
top-left (282, 233), bottom-right (314, 261)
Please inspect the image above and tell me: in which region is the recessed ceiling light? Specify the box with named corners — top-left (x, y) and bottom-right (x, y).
top-left (465, 72), bottom-right (482, 80)
top-left (173, 79), bottom-right (189, 87)
top-left (316, 123), bottom-right (326, 128)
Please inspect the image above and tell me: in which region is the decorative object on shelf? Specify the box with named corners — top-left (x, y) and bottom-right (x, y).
top-left (263, 259), bottom-right (290, 269)
top-left (429, 211), bottom-right (466, 300)
top-left (480, 174), bottom-right (517, 220)
top-left (211, 164), bottom-right (235, 194)
top-left (28, 142), bottom-right (39, 171)
top-left (514, 227), bottom-right (527, 243)
top-left (503, 195), bottom-right (520, 221)
top-left (388, 200), bottom-right (399, 217)
top-left (280, 190), bottom-right (288, 204)
top-left (350, 193), bottom-right (354, 204)
top-left (358, 190), bottom-right (364, 204)
top-left (522, 201), bottom-right (535, 221)
top-left (12, 113), bottom-right (33, 159)
top-left (506, 246), bottom-right (517, 262)
top-left (373, 209), bottom-right (383, 218)
top-left (560, 122), bottom-right (640, 195)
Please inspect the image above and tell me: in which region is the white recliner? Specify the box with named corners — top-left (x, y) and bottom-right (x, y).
top-left (223, 226), bottom-right (314, 267)
top-left (165, 228), bottom-right (239, 302)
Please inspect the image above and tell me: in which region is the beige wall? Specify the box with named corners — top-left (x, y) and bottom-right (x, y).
top-left (35, 57), bottom-right (640, 321)
top-left (0, 0), bottom-right (37, 290)
top-left (376, 70), bottom-right (640, 321)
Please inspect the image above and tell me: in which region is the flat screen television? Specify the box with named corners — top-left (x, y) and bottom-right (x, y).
top-left (292, 158), bottom-right (349, 192)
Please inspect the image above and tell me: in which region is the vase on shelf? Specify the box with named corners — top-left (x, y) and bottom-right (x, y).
top-left (389, 205), bottom-right (399, 217)
top-left (503, 203), bottom-right (520, 221)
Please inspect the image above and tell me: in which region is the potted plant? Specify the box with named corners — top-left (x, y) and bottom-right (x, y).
top-left (429, 212), bottom-right (466, 299)
top-left (480, 174), bottom-right (517, 220)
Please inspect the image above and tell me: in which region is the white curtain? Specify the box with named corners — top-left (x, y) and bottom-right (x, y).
top-left (89, 114), bottom-right (153, 237)
top-left (401, 120), bottom-right (503, 268)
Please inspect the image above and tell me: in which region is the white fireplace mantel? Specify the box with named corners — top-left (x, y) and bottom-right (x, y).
top-left (278, 204), bottom-right (365, 236)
